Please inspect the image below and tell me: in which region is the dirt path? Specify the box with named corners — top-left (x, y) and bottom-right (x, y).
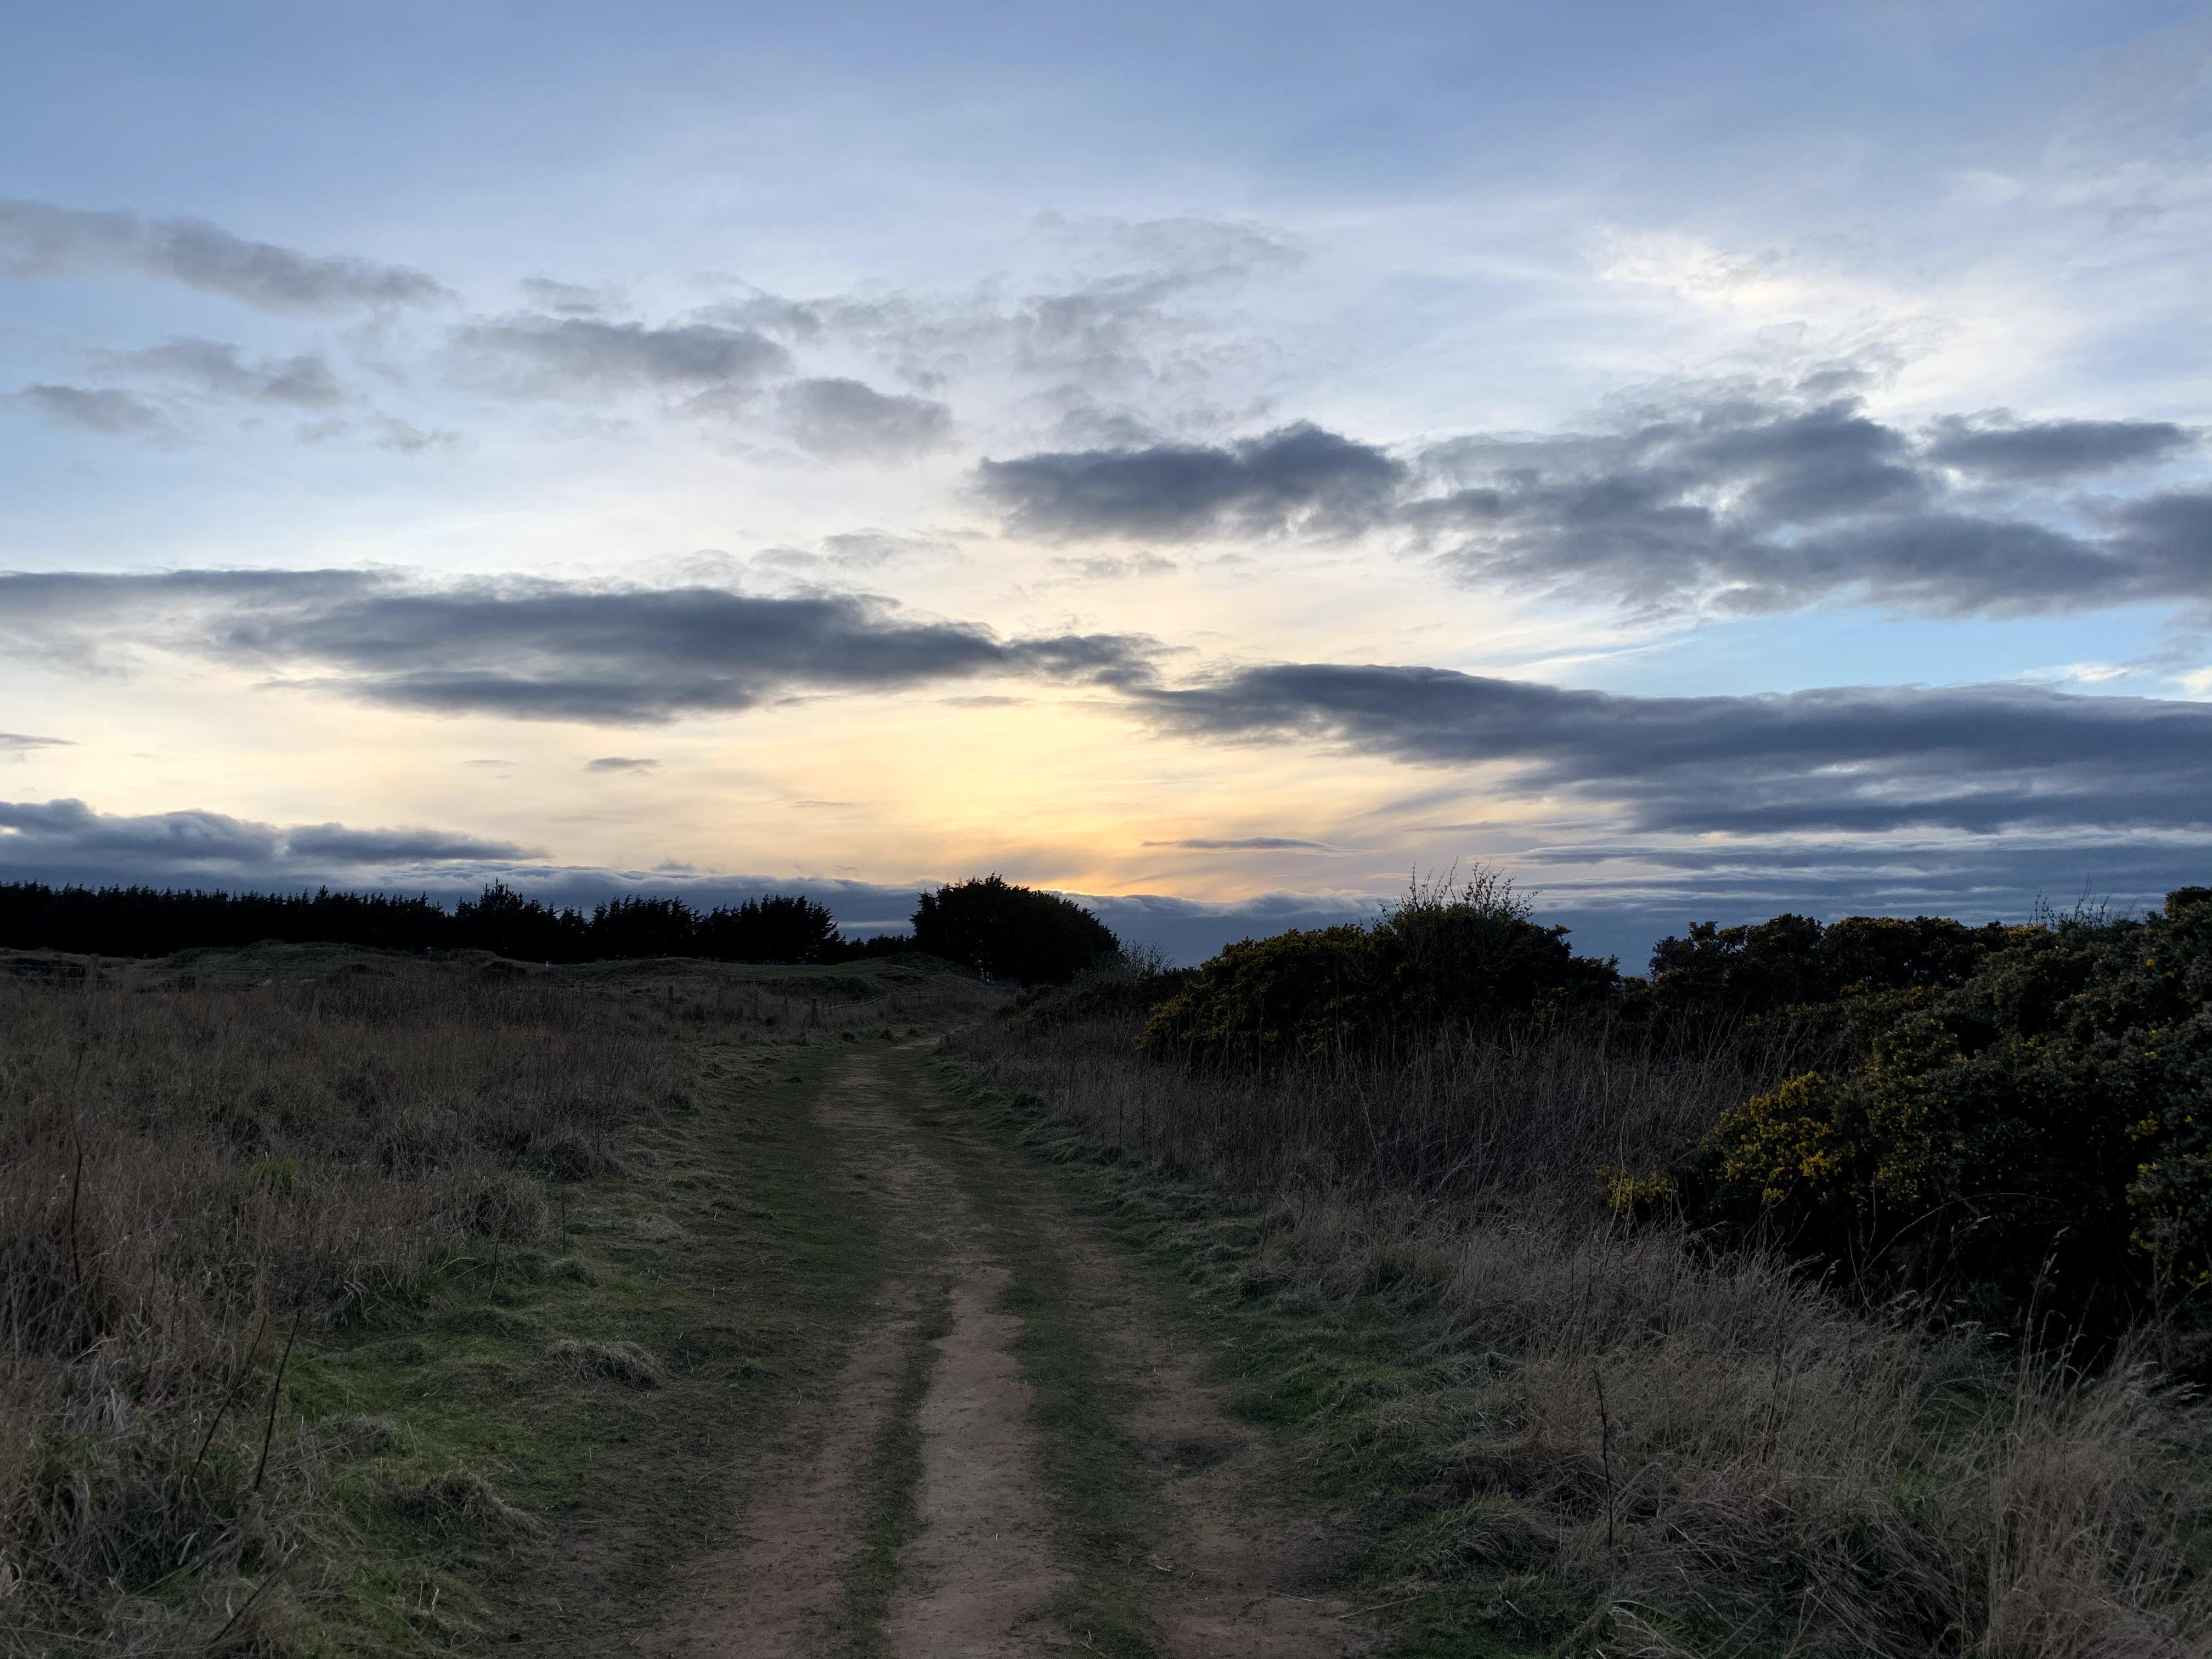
top-left (644, 1048), bottom-right (1373, 1659)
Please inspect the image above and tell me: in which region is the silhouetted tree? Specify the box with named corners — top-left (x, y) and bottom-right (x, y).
top-left (451, 882), bottom-right (588, 960)
top-left (910, 874), bottom-right (1119, 984)
top-left (696, 895), bottom-right (842, 963)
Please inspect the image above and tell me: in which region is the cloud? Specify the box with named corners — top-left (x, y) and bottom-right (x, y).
top-left (978, 422), bottom-right (1405, 540)
top-left (517, 276), bottom-right (623, 317)
top-left (1923, 415), bottom-right (2194, 478)
top-left (449, 314), bottom-right (792, 403)
top-left (0, 198), bottom-right (448, 313)
top-left (777, 377), bottom-right (953, 460)
top-left (702, 215), bottom-right (1301, 432)
top-left (0, 797), bottom-right (533, 883)
top-left (1142, 836), bottom-right (1336, 851)
top-left (1, 732), bottom-right (69, 759)
top-left (1049, 554), bottom-right (1178, 582)
top-left (1133, 663), bottom-right (2212, 836)
top-left (281, 823), bottom-right (538, 862)
top-left (14, 383), bottom-right (173, 440)
top-left (98, 338), bottom-right (347, 408)
top-left (978, 386), bottom-right (2210, 619)
top-left (584, 756), bottom-right (659, 772)
top-left (0, 568), bottom-right (1159, 725)
top-left (295, 415), bottom-right (456, 454)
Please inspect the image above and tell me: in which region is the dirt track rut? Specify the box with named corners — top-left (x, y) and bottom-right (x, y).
top-left (645, 1050), bottom-right (1374, 1659)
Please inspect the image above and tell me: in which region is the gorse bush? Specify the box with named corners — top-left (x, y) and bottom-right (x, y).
top-left (910, 874), bottom-right (1120, 985)
top-left (1688, 887), bottom-right (2212, 1332)
top-left (1138, 872), bottom-right (1617, 1065)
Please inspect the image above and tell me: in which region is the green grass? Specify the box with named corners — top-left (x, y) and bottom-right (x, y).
top-left (967, 1186), bottom-right (1164, 1657)
top-left (840, 1288), bottom-right (955, 1656)
top-left (268, 1040), bottom-right (891, 1654)
top-left (924, 1056), bottom-right (1585, 1659)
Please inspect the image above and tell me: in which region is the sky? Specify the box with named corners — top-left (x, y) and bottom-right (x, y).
top-left (2, 1), bottom-right (2209, 964)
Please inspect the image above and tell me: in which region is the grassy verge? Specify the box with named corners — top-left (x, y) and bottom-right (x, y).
top-left (274, 1040), bottom-right (889, 1654)
top-left (928, 1046), bottom-right (2212, 1658)
top-left (2, 941), bottom-right (1001, 1659)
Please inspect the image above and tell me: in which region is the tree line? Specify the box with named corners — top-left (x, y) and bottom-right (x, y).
top-left (0, 871), bottom-right (1123, 980)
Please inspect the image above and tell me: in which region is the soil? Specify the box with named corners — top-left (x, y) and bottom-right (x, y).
top-left (639, 1049), bottom-right (1374, 1659)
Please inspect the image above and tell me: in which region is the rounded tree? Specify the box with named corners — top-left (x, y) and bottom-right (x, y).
top-left (911, 874), bottom-right (1119, 984)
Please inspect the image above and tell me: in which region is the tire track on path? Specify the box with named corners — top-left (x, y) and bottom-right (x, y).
top-left (646, 1050), bottom-right (1068, 1658)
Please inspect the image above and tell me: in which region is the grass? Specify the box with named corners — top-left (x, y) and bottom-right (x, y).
top-left (0, 943), bottom-right (997, 1657)
top-left (938, 1016), bottom-right (2212, 1659)
top-left (840, 1291), bottom-right (953, 1656)
top-left (283, 1044), bottom-right (889, 1654)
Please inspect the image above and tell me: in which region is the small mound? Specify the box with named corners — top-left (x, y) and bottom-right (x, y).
top-left (547, 1336), bottom-right (669, 1389)
top-left (383, 1469), bottom-right (543, 1537)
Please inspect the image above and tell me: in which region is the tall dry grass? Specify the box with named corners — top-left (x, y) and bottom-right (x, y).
top-left (955, 1010), bottom-right (2212, 1657)
top-left (993, 1008), bottom-right (1741, 1203)
top-left (0, 966), bottom-right (719, 1656)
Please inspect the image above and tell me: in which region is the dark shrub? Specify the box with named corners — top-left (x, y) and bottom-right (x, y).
top-left (1010, 952), bottom-right (1195, 1032)
top-left (1688, 888), bottom-right (2212, 1330)
top-left (910, 875), bottom-right (1120, 985)
top-left (1640, 911), bottom-right (2010, 1039)
top-left (1140, 874), bottom-right (1618, 1065)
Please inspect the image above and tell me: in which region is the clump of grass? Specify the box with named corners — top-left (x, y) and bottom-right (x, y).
top-left (382, 1469), bottom-right (544, 1538)
top-left (545, 1336), bottom-right (670, 1389)
top-left (632, 1213), bottom-right (687, 1243)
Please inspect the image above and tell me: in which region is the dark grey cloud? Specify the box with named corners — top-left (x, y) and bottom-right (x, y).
top-left (0, 568), bottom-right (1158, 725)
top-left (979, 390), bottom-right (2209, 618)
top-left (1410, 397), bottom-right (2210, 616)
top-left (1135, 662), bottom-right (2212, 836)
top-left (98, 338), bottom-right (347, 408)
top-left (1520, 834), bottom-right (2212, 968)
top-left (1, 732), bottom-right (69, 756)
top-left (282, 823), bottom-right (536, 862)
top-left (777, 377), bottom-right (953, 461)
top-left (14, 383), bottom-right (173, 440)
top-left (0, 797), bottom-right (533, 883)
top-left (978, 422), bottom-right (1405, 540)
top-left (0, 199), bottom-right (448, 314)
top-left (450, 315), bottom-right (792, 402)
top-left (584, 756), bottom-right (659, 773)
top-left (1924, 415), bottom-right (2194, 478)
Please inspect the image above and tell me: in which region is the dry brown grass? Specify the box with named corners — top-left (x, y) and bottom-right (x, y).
top-left (955, 1009), bottom-right (2212, 1657)
top-left (0, 961), bottom-right (716, 1655)
top-left (993, 1007), bottom-right (1742, 1203)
